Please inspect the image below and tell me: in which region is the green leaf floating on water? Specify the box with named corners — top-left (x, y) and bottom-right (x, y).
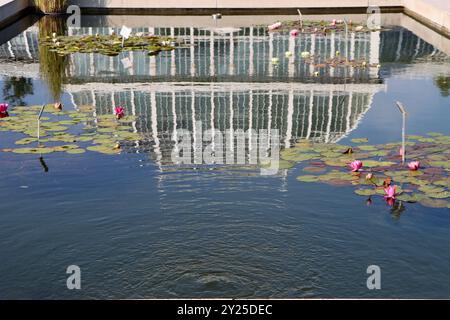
top-left (357, 145), bottom-right (377, 151)
top-left (12, 147), bottom-right (55, 154)
top-left (296, 175), bottom-right (320, 182)
top-left (351, 138), bottom-right (369, 143)
top-left (354, 188), bottom-right (378, 196)
top-left (87, 145), bottom-right (120, 155)
top-left (363, 160), bottom-right (397, 167)
top-left (427, 132), bottom-right (444, 137)
top-left (419, 198), bottom-right (449, 208)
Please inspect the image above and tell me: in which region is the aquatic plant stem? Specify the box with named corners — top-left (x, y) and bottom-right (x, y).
top-left (396, 101), bottom-right (407, 164)
top-left (37, 104), bottom-right (45, 145)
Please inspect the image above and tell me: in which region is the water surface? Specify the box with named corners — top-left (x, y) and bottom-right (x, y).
top-left (0, 14), bottom-right (449, 299)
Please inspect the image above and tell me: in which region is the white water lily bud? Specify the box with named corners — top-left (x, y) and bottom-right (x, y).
top-left (285, 51), bottom-right (292, 57)
top-left (300, 51), bottom-right (310, 58)
top-left (271, 57), bottom-right (279, 64)
top-left (52, 32), bottom-right (56, 38)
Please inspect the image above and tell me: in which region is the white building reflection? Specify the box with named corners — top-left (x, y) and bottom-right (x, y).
top-left (0, 25), bottom-right (442, 167)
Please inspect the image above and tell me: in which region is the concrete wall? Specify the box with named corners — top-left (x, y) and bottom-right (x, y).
top-left (404, 0), bottom-right (450, 35)
top-left (0, 0), bottom-right (448, 36)
top-left (66, 0), bottom-right (449, 36)
top-left (0, 0), bottom-right (30, 29)
top-left (68, 0), bottom-right (402, 9)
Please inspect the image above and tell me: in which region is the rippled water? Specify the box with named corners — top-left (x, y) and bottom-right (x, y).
top-left (0, 13), bottom-right (449, 299)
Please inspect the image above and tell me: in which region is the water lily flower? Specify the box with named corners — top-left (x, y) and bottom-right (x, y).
top-left (384, 185), bottom-right (397, 206)
top-left (399, 147), bottom-right (404, 156)
top-left (384, 185), bottom-right (397, 199)
top-left (330, 19), bottom-right (337, 26)
top-left (300, 51), bottom-right (311, 58)
top-left (290, 29), bottom-right (299, 36)
top-left (285, 51), bottom-right (293, 57)
top-left (335, 50), bottom-right (340, 56)
top-left (313, 71), bottom-right (319, 77)
top-left (268, 22), bottom-right (282, 31)
top-left (0, 103), bottom-right (8, 114)
top-left (52, 32), bottom-right (56, 38)
top-left (408, 161), bottom-right (420, 171)
top-left (271, 57), bottom-right (279, 64)
top-left (114, 106), bottom-right (125, 119)
top-left (349, 160), bottom-right (363, 172)
top-left (366, 173), bottom-right (373, 180)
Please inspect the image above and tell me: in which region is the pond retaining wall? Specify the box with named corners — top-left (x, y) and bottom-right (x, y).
top-left (0, 0), bottom-right (449, 36)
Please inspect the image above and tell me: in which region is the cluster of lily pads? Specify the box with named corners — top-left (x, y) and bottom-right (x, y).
top-left (268, 20), bottom-right (381, 71)
top-left (0, 104), bottom-right (140, 155)
top-left (279, 136), bottom-right (450, 209)
top-left (40, 33), bottom-right (176, 57)
top-left (267, 19), bottom-right (378, 35)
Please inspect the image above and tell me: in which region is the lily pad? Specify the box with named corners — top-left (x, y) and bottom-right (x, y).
top-left (419, 198), bottom-right (449, 208)
top-left (351, 138), bottom-right (369, 143)
top-left (296, 175), bottom-right (320, 182)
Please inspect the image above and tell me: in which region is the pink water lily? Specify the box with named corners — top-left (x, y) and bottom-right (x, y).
top-left (384, 185), bottom-right (397, 199)
top-left (399, 147), bottom-right (404, 156)
top-left (0, 103), bottom-right (8, 114)
top-left (349, 160), bottom-right (363, 172)
top-left (384, 185), bottom-right (397, 206)
top-left (290, 29), bottom-right (299, 36)
top-left (408, 161), bottom-right (420, 171)
top-left (114, 106), bottom-right (125, 119)
top-left (366, 173), bottom-right (373, 180)
top-left (268, 22), bottom-right (282, 31)
top-left (330, 19), bottom-right (337, 26)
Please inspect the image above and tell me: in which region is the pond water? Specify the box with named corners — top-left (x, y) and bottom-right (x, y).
top-left (0, 13), bottom-right (449, 299)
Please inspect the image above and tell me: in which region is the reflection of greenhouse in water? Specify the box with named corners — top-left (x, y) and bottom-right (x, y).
top-left (0, 25), bottom-right (441, 165)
